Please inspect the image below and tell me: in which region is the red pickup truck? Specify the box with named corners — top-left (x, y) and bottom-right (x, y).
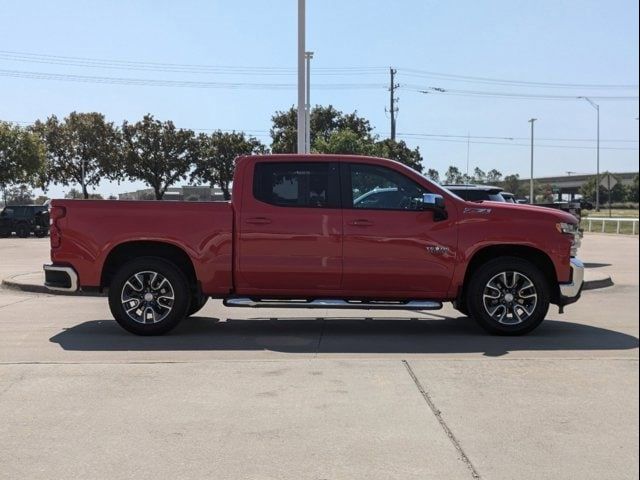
top-left (44, 154), bottom-right (584, 336)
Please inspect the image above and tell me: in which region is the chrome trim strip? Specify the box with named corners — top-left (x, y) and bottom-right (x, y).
top-left (223, 297), bottom-right (442, 310)
top-left (43, 264), bottom-right (78, 292)
top-left (559, 257), bottom-right (584, 299)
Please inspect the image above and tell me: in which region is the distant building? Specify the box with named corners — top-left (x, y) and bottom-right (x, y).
top-left (118, 186), bottom-right (226, 201)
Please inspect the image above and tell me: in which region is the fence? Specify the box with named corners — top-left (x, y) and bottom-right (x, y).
top-left (583, 217), bottom-right (639, 235)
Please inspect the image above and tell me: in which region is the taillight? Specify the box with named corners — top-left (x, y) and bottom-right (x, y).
top-left (49, 206), bottom-right (66, 248)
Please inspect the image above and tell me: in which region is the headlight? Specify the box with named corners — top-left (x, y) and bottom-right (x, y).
top-left (556, 222), bottom-right (577, 234)
top-left (557, 222), bottom-right (580, 257)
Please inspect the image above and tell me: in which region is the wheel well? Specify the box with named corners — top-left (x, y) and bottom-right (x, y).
top-left (101, 241), bottom-right (198, 292)
top-left (461, 245), bottom-right (560, 304)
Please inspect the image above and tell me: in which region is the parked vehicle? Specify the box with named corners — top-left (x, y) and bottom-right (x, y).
top-left (0, 205), bottom-right (49, 238)
top-left (500, 192), bottom-right (516, 203)
top-left (444, 184), bottom-right (506, 202)
top-left (44, 154), bottom-right (583, 336)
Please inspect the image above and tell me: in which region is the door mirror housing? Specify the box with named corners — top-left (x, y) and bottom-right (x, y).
top-left (421, 193), bottom-right (448, 220)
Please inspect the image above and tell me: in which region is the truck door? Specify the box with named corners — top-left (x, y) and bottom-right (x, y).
top-left (236, 160), bottom-right (343, 295)
top-left (341, 162), bottom-right (458, 298)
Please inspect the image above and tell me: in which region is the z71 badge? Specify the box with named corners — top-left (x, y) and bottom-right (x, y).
top-left (463, 207), bottom-right (492, 214)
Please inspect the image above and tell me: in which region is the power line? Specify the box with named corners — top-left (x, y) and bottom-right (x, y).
top-left (0, 68), bottom-right (385, 90)
top-left (0, 50), bottom-right (385, 76)
top-left (412, 86), bottom-right (639, 101)
top-left (399, 67), bottom-right (639, 89)
top-left (2, 50), bottom-right (637, 92)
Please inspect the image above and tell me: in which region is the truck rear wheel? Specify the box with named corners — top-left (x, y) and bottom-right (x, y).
top-left (467, 257), bottom-right (550, 335)
top-left (108, 257), bottom-right (190, 335)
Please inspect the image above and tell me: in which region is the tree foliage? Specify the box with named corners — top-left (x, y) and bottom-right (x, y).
top-left (425, 168), bottom-right (440, 184)
top-left (270, 105), bottom-right (424, 172)
top-left (191, 131), bottom-right (266, 200)
top-left (4, 184), bottom-right (34, 205)
top-left (32, 112), bottom-right (119, 199)
top-left (0, 121), bottom-right (45, 199)
top-left (121, 115), bottom-right (197, 200)
top-left (444, 166), bottom-right (463, 184)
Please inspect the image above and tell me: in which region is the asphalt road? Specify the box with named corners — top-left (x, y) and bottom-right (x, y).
top-left (0, 234), bottom-right (638, 480)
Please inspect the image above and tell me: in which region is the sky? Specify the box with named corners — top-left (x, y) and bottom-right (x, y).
top-left (1, 0), bottom-right (638, 198)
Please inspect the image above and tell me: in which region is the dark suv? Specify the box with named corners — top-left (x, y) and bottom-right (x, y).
top-left (0, 205), bottom-right (49, 238)
top-left (444, 184), bottom-right (507, 202)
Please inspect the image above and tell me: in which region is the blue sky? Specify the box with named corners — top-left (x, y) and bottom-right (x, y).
top-left (1, 0), bottom-right (638, 197)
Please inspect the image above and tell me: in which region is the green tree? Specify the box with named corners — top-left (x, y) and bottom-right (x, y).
top-left (473, 167), bottom-right (486, 183)
top-left (486, 169), bottom-right (503, 183)
top-left (32, 112), bottom-right (120, 199)
top-left (5, 184), bottom-right (34, 205)
top-left (191, 131), bottom-right (266, 200)
top-left (502, 174), bottom-right (525, 196)
top-left (374, 139), bottom-right (423, 173)
top-left (33, 195), bottom-right (50, 205)
top-left (314, 129), bottom-right (377, 156)
top-left (270, 105), bottom-right (373, 153)
top-left (444, 166), bottom-right (463, 184)
top-left (0, 121), bottom-right (45, 203)
top-left (65, 188), bottom-right (103, 200)
top-left (121, 115), bottom-right (197, 200)
top-left (425, 168), bottom-right (440, 183)
top-left (627, 174), bottom-right (639, 202)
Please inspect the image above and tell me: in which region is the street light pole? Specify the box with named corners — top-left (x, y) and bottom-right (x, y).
top-left (579, 97), bottom-right (600, 211)
top-left (305, 51), bottom-right (313, 154)
top-left (528, 118), bottom-right (537, 204)
top-left (297, 0), bottom-right (306, 154)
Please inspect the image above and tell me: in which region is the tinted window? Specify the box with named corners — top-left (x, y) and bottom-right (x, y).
top-left (253, 162), bottom-right (335, 208)
top-left (350, 163), bottom-right (428, 211)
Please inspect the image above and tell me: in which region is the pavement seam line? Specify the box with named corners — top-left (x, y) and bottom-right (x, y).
top-left (402, 359), bottom-right (481, 480)
top-left (0, 297), bottom-right (36, 309)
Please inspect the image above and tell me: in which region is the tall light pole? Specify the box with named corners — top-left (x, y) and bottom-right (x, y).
top-left (305, 51), bottom-right (313, 154)
top-left (528, 118), bottom-right (537, 204)
top-left (297, 0), bottom-right (306, 154)
top-left (578, 97), bottom-right (600, 211)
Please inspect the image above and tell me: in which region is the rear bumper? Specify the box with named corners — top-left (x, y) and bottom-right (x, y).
top-left (43, 264), bottom-right (78, 292)
top-left (558, 257), bottom-right (584, 306)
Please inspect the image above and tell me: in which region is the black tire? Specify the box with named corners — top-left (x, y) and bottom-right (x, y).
top-left (16, 223), bottom-right (30, 238)
top-left (467, 256), bottom-right (550, 336)
top-left (452, 300), bottom-right (469, 317)
top-left (187, 294), bottom-right (208, 317)
top-left (34, 229), bottom-right (48, 238)
top-left (0, 229), bottom-right (10, 238)
top-left (108, 257), bottom-right (191, 335)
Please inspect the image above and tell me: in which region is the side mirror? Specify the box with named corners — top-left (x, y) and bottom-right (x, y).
top-left (422, 193), bottom-right (448, 221)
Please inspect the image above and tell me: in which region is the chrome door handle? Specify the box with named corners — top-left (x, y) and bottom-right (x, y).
top-left (245, 217), bottom-right (272, 225)
top-left (349, 219), bottom-right (373, 227)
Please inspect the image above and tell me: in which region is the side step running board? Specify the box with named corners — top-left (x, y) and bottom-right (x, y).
top-left (223, 297), bottom-right (442, 310)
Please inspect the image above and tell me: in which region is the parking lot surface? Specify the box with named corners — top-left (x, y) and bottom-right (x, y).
top-left (0, 234), bottom-right (638, 479)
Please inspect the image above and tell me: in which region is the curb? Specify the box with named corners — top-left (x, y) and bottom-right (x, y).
top-left (2, 271), bottom-right (615, 297)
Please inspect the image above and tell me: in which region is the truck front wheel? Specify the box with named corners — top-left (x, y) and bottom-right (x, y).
top-left (108, 257), bottom-right (190, 335)
top-left (467, 257), bottom-right (550, 335)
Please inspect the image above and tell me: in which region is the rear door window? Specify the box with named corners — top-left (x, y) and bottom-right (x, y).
top-left (253, 162), bottom-right (339, 208)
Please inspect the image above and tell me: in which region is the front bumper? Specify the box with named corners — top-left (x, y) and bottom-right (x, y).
top-left (558, 257), bottom-right (584, 308)
top-left (43, 264), bottom-right (78, 292)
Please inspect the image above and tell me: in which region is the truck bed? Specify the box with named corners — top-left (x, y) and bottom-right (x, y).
top-left (50, 199), bottom-right (234, 293)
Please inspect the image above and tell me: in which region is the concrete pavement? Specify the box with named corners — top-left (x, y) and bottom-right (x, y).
top-left (0, 234), bottom-right (638, 479)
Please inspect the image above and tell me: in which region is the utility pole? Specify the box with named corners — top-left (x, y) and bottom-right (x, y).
top-left (387, 68), bottom-right (399, 140)
top-left (466, 132), bottom-right (470, 182)
top-left (579, 97), bottom-right (600, 211)
top-left (297, 0), bottom-right (306, 154)
top-left (305, 51), bottom-right (313, 154)
top-left (528, 118), bottom-right (537, 204)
